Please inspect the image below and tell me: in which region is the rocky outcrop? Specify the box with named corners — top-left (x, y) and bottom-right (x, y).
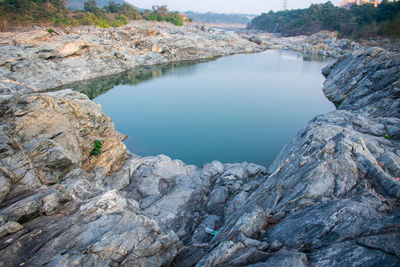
top-left (0, 88), bottom-right (269, 266)
top-left (322, 47), bottom-right (400, 119)
top-left (188, 47), bottom-right (400, 266)
top-left (0, 21), bottom-right (262, 94)
top-left (246, 30), bottom-right (359, 58)
top-left (0, 23), bottom-right (399, 266)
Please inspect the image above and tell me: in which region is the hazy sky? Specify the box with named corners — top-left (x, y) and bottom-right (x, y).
top-left (127, 0), bottom-right (342, 14)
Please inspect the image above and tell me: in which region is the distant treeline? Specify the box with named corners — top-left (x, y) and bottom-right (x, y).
top-left (68, 0), bottom-right (126, 10)
top-left (184, 11), bottom-right (253, 25)
top-left (248, 0), bottom-right (400, 38)
top-left (0, 0), bottom-right (186, 31)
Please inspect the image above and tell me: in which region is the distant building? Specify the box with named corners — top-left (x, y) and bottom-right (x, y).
top-left (339, 0), bottom-right (380, 8)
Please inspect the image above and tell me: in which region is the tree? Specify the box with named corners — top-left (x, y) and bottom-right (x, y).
top-left (84, 0), bottom-right (101, 14)
top-left (104, 1), bottom-right (122, 13)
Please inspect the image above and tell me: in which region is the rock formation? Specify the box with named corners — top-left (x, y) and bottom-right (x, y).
top-left (0, 21), bottom-right (398, 266)
top-left (245, 31), bottom-right (359, 58)
top-left (0, 21), bottom-right (261, 94)
top-left (189, 47), bottom-right (400, 266)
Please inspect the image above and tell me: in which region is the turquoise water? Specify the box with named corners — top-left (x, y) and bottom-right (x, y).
top-left (90, 50), bottom-right (335, 167)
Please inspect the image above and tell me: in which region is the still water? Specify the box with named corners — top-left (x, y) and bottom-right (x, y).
top-left (76, 50), bottom-right (335, 167)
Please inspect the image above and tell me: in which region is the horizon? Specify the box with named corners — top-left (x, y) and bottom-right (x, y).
top-left (126, 0), bottom-right (343, 15)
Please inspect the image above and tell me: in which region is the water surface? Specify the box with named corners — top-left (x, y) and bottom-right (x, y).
top-left (77, 50), bottom-right (335, 167)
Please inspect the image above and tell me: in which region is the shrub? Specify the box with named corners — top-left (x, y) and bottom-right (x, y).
top-left (111, 21), bottom-right (120, 27)
top-left (91, 140), bottom-right (104, 156)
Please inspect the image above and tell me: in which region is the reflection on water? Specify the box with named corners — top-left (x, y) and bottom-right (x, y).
top-left (69, 50), bottom-right (335, 167)
top-left (68, 60), bottom-right (210, 100)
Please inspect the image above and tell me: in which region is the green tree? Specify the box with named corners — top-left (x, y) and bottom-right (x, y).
top-left (104, 1), bottom-right (122, 13)
top-left (248, 1), bottom-right (400, 38)
top-left (84, 0), bottom-right (101, 14)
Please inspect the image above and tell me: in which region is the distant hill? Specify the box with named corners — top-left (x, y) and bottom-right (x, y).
top-left (183, 11), bottom-right (255, 25)
top-left (248, 1), bottom-right (400, 38)
top-left (68, 0), bottom-right (127, 10)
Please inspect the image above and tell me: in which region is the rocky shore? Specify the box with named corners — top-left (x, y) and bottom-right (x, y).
top-left (0, 21), bottom-right (364, 96)
top-left (0, 21), bottom-right (262, 95)
top-left (245, 30), bottom-right (360, 58)
top-left (0, 21), bottom-right (399, 266)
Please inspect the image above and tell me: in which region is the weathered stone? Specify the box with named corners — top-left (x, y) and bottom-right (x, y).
top-left (0, 194), bottom-right (42, 223)
top-left (239, 206), bottom-right (267, 238)
top-left (248, 251), bottom-right (308, 267)
top-left (0, 26), bottom-right (399, 267)
top-left (268, 240), bottom-right (284, 252)
top-left (42, 192), bottom-right (68, 216)
top-left (195, 241), bottom-right (246, 267)
top-left (0, 221), bottom-right (23, 238)
top-left (191, 215), bottom-right (220, 244)
top-left (207, 186), bottom-right (229, 212)
top-left (195, 49), bottom-right (400, 266)
top-left (245, 30), bottom-right (359, 58)
top-left (0, 21), bottom-right (262, 94)
top-left (55, 39), bottom-right (95, 58)
top-left (0, 175), bottom-right (11, 203)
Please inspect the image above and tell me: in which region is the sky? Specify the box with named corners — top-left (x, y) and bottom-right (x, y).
top-left (126, 0), bottom-right (343, 14)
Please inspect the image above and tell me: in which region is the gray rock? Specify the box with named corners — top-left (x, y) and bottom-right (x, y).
top-left (195, 241), bottom-right (246, 267)
top-left (248, 252), bottom-right (308, 267)
top-left (269, 240), bottom-right (284, 252)
top-left (356, 233), bottom-right (400, 258)
top-left (196, 49), bottom-right (400, 266)
top-left (0, 31), bottom-right (399, 267)
top-left (0, 194), bottom-right (42, 223)
top-left (0, 221), bottom-right (23, 238)
top-left (42, 192), bottom-right (68, 216)
top-left (191, 215), bottom-right (220, 244)
top-left (0, 176), bottom-right (11, 203)
top-left (239, 206), bottom-right (267, 238)
top-left (0, 21), bottom-right (262, 94)
top-left (309, 241), bottom-right (400, 266)
top-left (223, 164), bottom-right (248, 179)
top-left (207, 186), bottom-right (229, 212)
top-left (201, 160), bottom-right (224, 179)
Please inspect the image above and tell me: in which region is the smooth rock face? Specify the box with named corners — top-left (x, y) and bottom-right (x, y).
top-left (0, 21), bottom-right (262, 94)
top-left (0, 25), bottom-right (399, 266)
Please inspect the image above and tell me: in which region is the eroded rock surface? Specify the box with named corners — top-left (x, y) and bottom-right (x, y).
top-left (0, 21), bottom-right (262, 94)
top-left (0, 30), bottom-right (399, 266)
top-left (190, 47), bottom-right (400, 266)
top-left (245, 30), bottom-right (359, 58)
top-left (0, 89), bottom-right (269, 266)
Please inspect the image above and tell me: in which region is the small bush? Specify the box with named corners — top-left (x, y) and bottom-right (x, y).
top-left (47, 28), bottom-right (55, 34)
top-left (384, 134), bottom-right (393, 140)
top-left (91, 139), bottom-right (104, 156)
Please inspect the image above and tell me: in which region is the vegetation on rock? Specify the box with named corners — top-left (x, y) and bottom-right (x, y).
top-left (142, 5), bottom-right (185, 26)
top-left (248, 0), bottom-right (400, 38)
top-left (0, 0), bottom-right (186, 31)
top-left (91, 139), bottom-right (103, 156)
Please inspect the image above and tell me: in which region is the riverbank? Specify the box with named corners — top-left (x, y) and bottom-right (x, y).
top-left (0, 21), bottom-right (365, 96)
top-left (0, 21), bottom-right (262, 95)
top-left (244, 30), bottom-right (360, 58)
top-left (0, 21), bottom-right (399, 266)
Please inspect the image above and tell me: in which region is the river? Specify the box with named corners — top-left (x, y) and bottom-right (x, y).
top-left (74, 49), bottom-right (335, 167)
